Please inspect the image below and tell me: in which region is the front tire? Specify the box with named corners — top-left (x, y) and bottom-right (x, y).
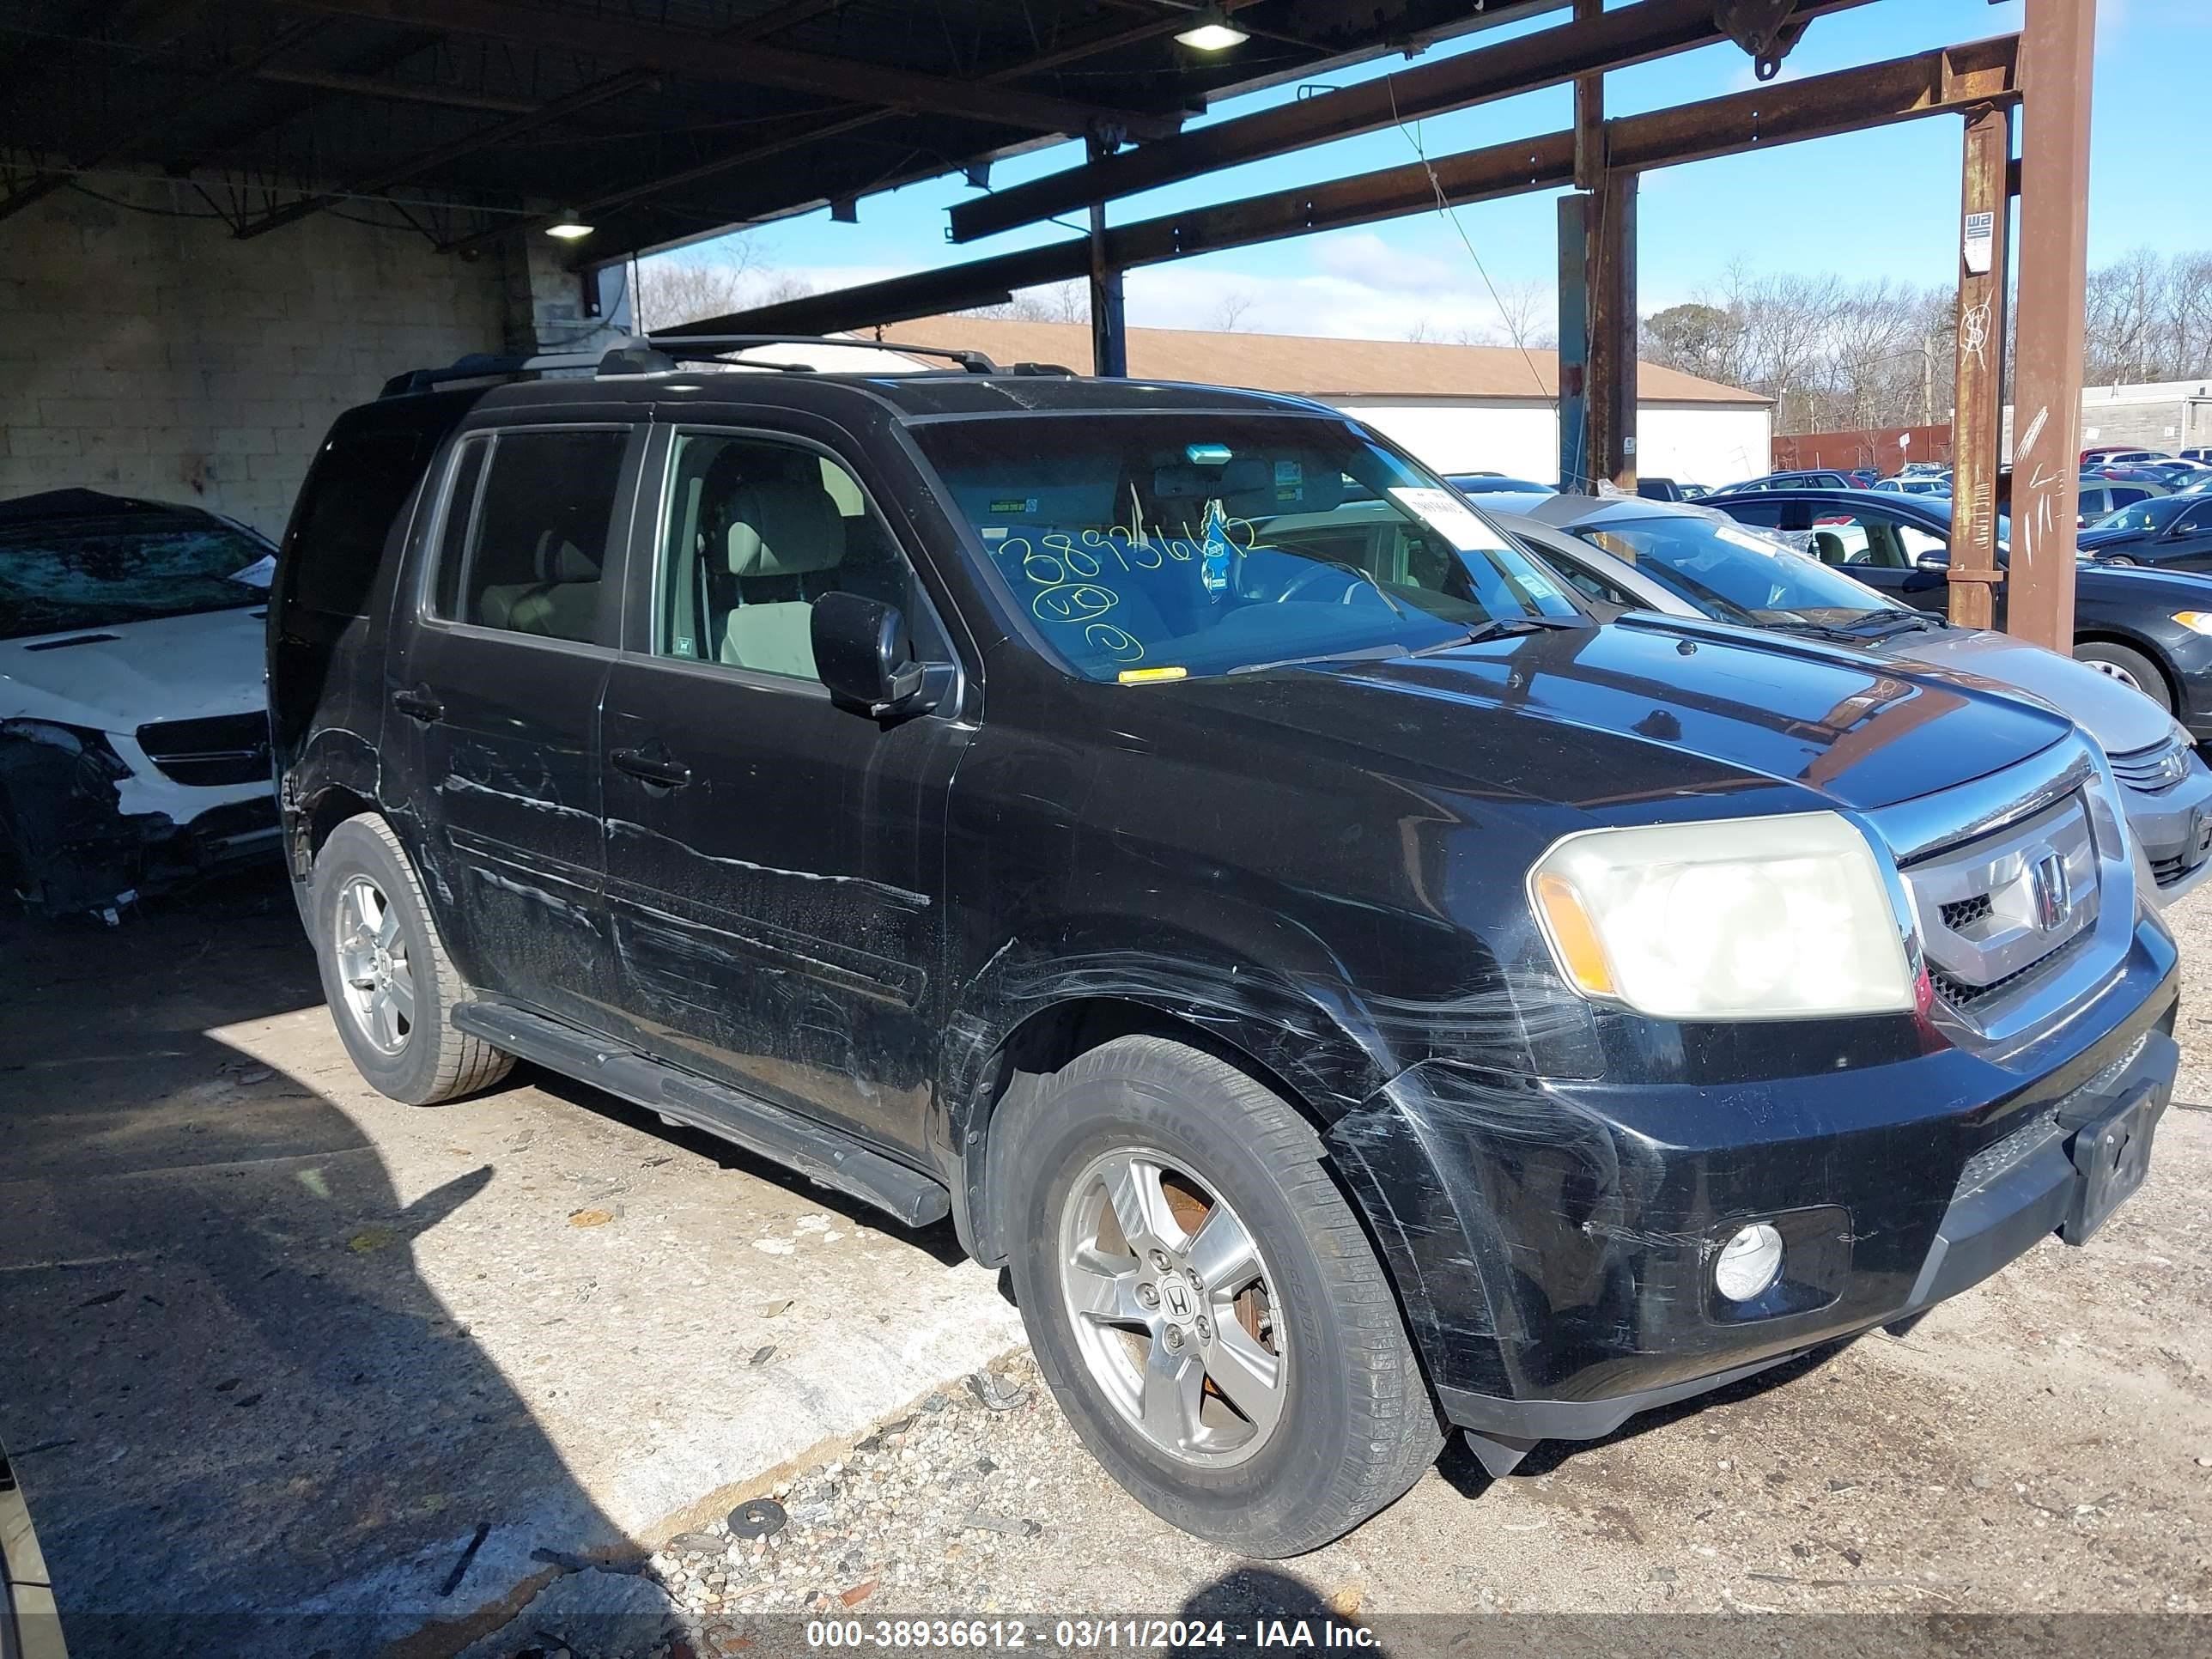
top-left (2073, 640), bottom-right (2171, 711)
top-left (1001, 1036), bottom-right (1442, 1556)
top-left (310, 813), bottom-right (513, 1105)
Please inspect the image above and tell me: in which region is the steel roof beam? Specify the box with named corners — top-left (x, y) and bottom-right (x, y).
top-left (946, 0), bottom-right (1878, 244)
top-left (433, 2), bottom-right (1270, 260)
top-left (676, 34), bottom-right (2021, 337)
top-left (279, 0), bottom-right (1181, 141)
top-left (0, 15), bottom-right (325, 223)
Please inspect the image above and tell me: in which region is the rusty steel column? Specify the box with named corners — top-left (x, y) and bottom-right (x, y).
top-left (1573, 0), bottom-right (1605, 192)
top-left (1557, 195), bottom-right (1591, 490)
top-left (1584, 169), bottom-right (1639, 492)
top-left (1947, 103), bottom-right (2013, 630)
top-left (1087, 132), bottom-right (1128, 377)
top-left (2008, 0), bottom-right (2095, 650)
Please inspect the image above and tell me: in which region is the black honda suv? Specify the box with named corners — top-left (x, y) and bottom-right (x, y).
top-left (270, 340), bottom-right (2179, 1557)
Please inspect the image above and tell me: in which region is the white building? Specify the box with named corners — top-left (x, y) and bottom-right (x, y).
top-left (2001, 379), bottom-right (2212, 461)
top-left (881, 316), bottom-right (1773, 488)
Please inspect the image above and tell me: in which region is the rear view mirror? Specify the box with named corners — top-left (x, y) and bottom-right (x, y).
top-left (812, 592), bottom-right (932, 717)
top-left (1916, 553), bottom-right (1949, 571)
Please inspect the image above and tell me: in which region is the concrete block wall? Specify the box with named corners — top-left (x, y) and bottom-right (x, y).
top-left (0, 179), bottom-right (514, 537)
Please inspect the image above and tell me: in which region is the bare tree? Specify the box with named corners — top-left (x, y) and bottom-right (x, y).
top-left (968, 281), bottom-right (1088, 324)
top-left (1212, 288), bottom-right (1257, 331)
top-left (1487, 277), bottom-right (1556, 353)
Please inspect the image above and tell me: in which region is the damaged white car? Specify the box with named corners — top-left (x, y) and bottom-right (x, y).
top-left (0, 489), bottom-right (278, 919)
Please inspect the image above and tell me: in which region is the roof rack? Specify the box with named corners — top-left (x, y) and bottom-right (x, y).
top-left (378, 349), bottom-right (610, 398)
top-left (379, 332), bottom-right (1034, 401)
top-left (608, 334), bottom-right (1000, 374)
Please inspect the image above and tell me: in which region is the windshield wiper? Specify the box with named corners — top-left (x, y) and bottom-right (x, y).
top-left (1227, 641), bottom-right (1413, 676)
top-left (1834, 609), bottom-right (1948, 640)
top-left (1412, 615), bottom-right (1583, 655)
top-left (1767, 611), bottom-right (1942, 645)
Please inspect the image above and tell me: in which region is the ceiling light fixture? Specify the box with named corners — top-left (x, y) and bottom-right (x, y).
top-left (1175, 4), bottom-right (1249, 52)
top-left (544, 211), bottom-right (595, 240)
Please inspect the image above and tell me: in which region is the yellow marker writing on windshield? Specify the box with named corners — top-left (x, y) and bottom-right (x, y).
top-left (1117, 665), bottom-right (1188, 684)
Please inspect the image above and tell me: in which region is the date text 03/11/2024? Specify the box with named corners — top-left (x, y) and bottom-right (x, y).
top-left (804, 1618), bottom-right (1381, 1648)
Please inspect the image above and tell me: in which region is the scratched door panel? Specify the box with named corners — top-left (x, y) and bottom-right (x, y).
top-left (597, 657), bottom-right (964, 1156)
top-left (388, 423), bottom-right (640, 1025)
top-left (398, 627), bottom-right (617, 1026)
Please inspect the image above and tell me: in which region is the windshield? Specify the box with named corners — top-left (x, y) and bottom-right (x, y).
top-left (1569, 514), bottom-right (1898, 629)
top-left (1, 514), bottom-right (272, 640)
top-left (2092, 497), bottom-right (2189, 534)
top-left (910, 413), bottom-right (1582, 681)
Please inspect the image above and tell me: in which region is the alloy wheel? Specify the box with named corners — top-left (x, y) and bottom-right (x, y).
top-left (334, 875), bottom-right (416, 1054)
top-left (1057, 1146), bottom-right (1288, 1468)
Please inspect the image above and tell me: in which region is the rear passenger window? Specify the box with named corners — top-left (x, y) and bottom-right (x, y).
top-left (434, 428), bottom-right (628, 642)
top-left (653, 432), bottom-right (939, 683)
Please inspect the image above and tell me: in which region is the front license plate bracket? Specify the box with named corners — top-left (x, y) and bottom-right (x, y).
top-left (2060, 1081), bottom-right (2165, 1244)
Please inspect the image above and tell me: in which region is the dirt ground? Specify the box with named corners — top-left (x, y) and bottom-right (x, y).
top-left (3, 868), bottom-right (2210, 1657)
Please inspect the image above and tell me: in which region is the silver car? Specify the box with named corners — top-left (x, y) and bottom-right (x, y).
top-left (1492, 491), bottom-right (2212, 902)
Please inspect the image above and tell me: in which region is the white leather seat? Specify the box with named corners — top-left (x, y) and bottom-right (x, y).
top-left (717, 478), bottom-right (846, 678)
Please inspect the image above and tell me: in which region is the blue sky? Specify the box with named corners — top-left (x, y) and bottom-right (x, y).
top-left (658, 0), bottom-right (2209, 342)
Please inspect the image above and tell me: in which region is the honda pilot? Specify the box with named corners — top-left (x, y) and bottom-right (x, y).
top-left (269, 341), bottom-right (2179, 1557)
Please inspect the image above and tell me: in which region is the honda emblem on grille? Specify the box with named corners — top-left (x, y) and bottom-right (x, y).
top-left (2030, 849), bottom-right (2072, 932)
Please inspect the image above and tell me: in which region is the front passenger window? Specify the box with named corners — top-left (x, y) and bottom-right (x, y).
top-left (655, 432), bottom-right (936, 683)
top-left (434, 428), bottom-right (628, 643)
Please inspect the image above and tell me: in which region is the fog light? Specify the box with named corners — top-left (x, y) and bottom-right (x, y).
top-left (1715, 1224), bottom-right (1784, 1302)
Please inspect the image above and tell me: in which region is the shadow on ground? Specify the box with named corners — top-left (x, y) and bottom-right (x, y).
top-left (0, 872), bottom-right (629, 1658)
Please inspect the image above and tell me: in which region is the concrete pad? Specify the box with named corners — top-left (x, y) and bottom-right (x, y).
top-left (0, 876), bottom-right (1023, 1659)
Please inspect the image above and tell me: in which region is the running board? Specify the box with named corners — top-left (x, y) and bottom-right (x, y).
top-left (452, 1002), bottom-right (951, 1229)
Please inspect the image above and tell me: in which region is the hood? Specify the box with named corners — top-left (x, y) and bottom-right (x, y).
top-left (0, 604), bottom-right (266, 733)
top-left (1875, 626), bottom-right (2172, 756)
top-left (1167, 615), bottom-right (2072, 819)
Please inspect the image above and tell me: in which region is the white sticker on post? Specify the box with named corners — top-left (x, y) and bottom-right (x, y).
top-left (1963, 210), bottom-right (1995, 276)
top-left (1389, 486), bottom-right (1510, 551)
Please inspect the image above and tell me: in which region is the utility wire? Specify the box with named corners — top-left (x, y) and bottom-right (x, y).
top-left (1388, 82), bottom-right (1559, 420)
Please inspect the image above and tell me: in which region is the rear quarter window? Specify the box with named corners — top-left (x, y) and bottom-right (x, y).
top-left (283, 426), bottom-right (441, 618)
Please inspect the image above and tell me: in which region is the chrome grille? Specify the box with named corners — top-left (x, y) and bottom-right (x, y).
top-left (1904, 791), bottom-right (2100, 1018)
top-left (2109, 734), bottom-right (2192, 793)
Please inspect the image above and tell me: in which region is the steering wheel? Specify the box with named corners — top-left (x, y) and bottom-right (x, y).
top-left (1275, 561), bottom-right (1396, 608)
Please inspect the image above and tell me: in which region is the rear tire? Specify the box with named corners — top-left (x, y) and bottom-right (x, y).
top-left (310, 813), bottom-right (512, 1105)
top-left (2073, 640), bottom-right (2171, 711)
top-left (1000, 1035), bottom-right (1443, 1557)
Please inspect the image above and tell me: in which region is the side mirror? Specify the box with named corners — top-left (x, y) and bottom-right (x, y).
top-left (1916, 553), bottom-right (1950, 572)
top-left (811, 592), bottom-right (933, 717)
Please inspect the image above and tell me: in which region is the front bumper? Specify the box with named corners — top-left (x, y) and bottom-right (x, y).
top-left (2124, 763), bottom-right (2212, 899)
top-left (1327, 916), bottom-right (2179, 1455)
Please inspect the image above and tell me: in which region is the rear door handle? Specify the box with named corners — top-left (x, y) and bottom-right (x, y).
top-left (392, 689), bottom-right (445, 723)
top-left (610, 746), bottom-right (692, 788)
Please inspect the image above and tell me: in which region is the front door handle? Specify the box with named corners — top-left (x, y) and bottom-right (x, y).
top-left (610, 746), bottom-right (692, 788)
top-left (392, 688), bottom-right (445, 723)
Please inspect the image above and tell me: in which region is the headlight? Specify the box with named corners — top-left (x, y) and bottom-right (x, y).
top-left (2173, 611), bottom-right (2212, 635)
top-left (0, 718), bottom-right (132, 781)
top-left (1528, 812), bottom-right (1912, 1021)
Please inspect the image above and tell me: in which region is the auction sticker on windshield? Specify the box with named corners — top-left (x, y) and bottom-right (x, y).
top-left (1389, 486), bottom-right (1510, 552)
